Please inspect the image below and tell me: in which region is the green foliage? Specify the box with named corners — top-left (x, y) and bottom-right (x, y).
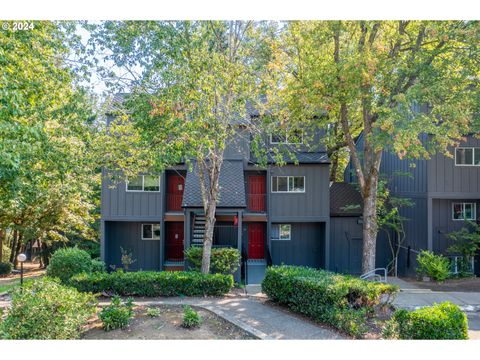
top-left (185, 247), bottom-right (241, 275)
top-left (383, 302), bottom-right (468, 339)
top-left (261, 265), bottom-right (399, 338)
top-left (447, 221), bottom-right (480, 277)
top-left (146, 307), bottom-right (161, 318)
top-left (120, 246), bottom-right (136, 270)
top-left (0, 277), bottom-right (96, 339)
top-left (182, 305), bottom-right (202, 328)
top-left (99, 295), bottom-right (134, 331)
top-left (46, 247), bottom-right (93, 283)
top-left (0, 262), bottom-right (12, 277)
top-left (91, 259), bottom-right (107, 273)
top-left (416, 250), bottom-right (451, 282)
top-left (69, 270), bottom-right (234, 297)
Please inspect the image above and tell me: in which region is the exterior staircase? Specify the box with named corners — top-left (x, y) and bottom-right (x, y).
top-left (192, 213), bottom-right (206, 244)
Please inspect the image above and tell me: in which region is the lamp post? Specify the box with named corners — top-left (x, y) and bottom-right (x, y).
top-left (17, 253), bottom-right (27, 287)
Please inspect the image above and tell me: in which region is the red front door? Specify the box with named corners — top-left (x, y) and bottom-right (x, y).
top-left (167, 175), bottom-right (184, 211)
top-left (248, 175), bottom-right (266, 212)
top-left (166, 222), bottom-right (184, 261)
top-left (248, 223), bottom-right (265, 259)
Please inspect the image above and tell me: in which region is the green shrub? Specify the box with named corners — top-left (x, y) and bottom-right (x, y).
top-left (0, 262), bottom-right (12, 277)
top-left (416, 250), bottom-right (451, 282)
top-left (46, 247), bottom-right (93, 283)
top-left (383, 302), bottom-right (468, 339)
top-left (146, 307), bottom-right (161, 317)
top-left (91, 259), bottom-right (107, 273)
top-left (182, 305), bottom-right (202, 328)
top-left (69, 270), bottom-right (234, 297)
top-left (261, 265), bottom-right (399, 338)
top-left (185, 247), bottom-right (241, 275)
top-left (99, 296), bottom-right (134, 331)
top-left (0, 277), bottom-right (97, 339)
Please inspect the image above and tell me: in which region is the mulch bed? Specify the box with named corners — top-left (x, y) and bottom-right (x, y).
top-left (82, 304), bottom-right (256, 340)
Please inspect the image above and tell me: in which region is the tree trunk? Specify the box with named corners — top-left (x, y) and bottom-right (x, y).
top-left (9, 229), bottom-right (18, 264)
top-left (0, 229), bottom-right (4, 262)
top-left (13, 233), bottom-right (23, 269)
top-left (201, 202), bottom-right (217, 274)
top-left (362, 192), bottom-right (378, 274)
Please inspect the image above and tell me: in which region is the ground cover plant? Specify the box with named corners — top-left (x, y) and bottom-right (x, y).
top-left (182, 305), bottom-right (202, 328)
top-left (99, 296), bottom-right (134, 331)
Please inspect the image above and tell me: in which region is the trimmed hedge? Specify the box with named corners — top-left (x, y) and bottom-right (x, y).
top-left (46, 247), bottom-right (93, 283)
top-left (262, 265), bottom-right (399, 338)
top-left (0, 262), bottom-right (12, 277)
top-left (184, 247), bottom-right (241, 275)
top-left (69, 270), bottom-right (234, 297)
top-left (384, 302), bottom-right (468, 339)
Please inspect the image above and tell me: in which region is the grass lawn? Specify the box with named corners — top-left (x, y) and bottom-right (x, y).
top-left (0, 279), bottom-right (21, 294)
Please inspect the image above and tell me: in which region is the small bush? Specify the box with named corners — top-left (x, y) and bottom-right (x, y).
top-left (0, 278), bottom-right (96, 339)
top-left (46, 247), bottom-right (93, 283)
top-left (416, 250), bottom-right (450, 282)
top-left (91, 259), bottom-right (106, 273)
top-left (261, 265), bottom-right (399, 338)
top-left (0, 262), bottom-right (12, 277)
top-left (185, 247), bottom-right (241, 275)
top-left (99, 296), bottom-right (134, 331)
top-left (69, 270), bottom-right (234, 297)
top-left (146, 307), bottom-right (161, 318)
top-left (383, 302), bottom-right (468, 339)
top-left (182, 305), bottom-right (202, 328)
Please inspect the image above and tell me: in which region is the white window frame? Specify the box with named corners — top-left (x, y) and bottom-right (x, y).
top-left (141, 223), bottom-right (161, 240)
top-left (454, 147), bottom-right (480, 166)
top-left (271, 176), bottom-right (305, 193)
top-left (126, 175), bottom-right (161, 192)
top-left (269, 130), bottom-right (304, 145)
top-left (271, 224), bottom-right (291, 241)
top-left (452, 202), bottom-right (476, 221)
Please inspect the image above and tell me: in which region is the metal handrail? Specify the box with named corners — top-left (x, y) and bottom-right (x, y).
top-left (360, 268), bottom-right (388, 282)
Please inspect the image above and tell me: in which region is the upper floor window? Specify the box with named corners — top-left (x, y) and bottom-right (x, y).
top-left (455, 147), bottom-right (480, 166)
top-left (270, 129), bottom-right (303, 144)
top-left (142, 223), bottom-right (160, 240)
top-left (452, 202), bottom-right (476, 221)
top-left (126, 175), bottom-right (160, 192)
top-left (271, 224), bottom-right (291, 241)
top-left (271, 176), bottom-right (305, 193)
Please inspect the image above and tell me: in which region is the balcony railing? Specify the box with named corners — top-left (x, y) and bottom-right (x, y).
top-left (166, 193), bottom-right (183, 212)
top-left (247, 193), bottom-right (266, 212)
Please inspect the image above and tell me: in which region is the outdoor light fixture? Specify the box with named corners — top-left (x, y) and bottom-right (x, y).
top-left (17, 253), bottom-right (27, 287)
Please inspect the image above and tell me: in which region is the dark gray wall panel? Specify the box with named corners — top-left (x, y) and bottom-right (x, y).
top-left (269, 164), bottom-right (329, 220)
top-left (428, 137), bottom-right (480, 194)
top-left (102, 171), bottom-right (163, 219)
top-left (105, 221), bottom-right (161, 271)
top-left (270, 222), bottom-right (325, 268)
top-left (432, 199), bottom-right (480, 255)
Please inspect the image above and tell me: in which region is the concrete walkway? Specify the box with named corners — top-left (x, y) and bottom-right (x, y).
top-left (98, 296), bottom-right (345, 340)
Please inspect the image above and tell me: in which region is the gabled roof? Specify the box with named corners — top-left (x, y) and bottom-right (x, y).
top-left (182, 160), bottom-right (246, 208)
top-left (330, 182), bottom-right (363, 217)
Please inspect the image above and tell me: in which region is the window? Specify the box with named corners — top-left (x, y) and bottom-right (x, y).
top-left (452, 202), bottom-right (476, 221)
top-left (271, 176), bottom-right (305, 193)
top-left (269, 129), bottom-right (303, 144)
top-left (271, 224), bottom-right (291, 241)
top-left (455, 147), bottom-right (480, 166)
top-left (126, 175), bottom-right (160, 192)
top-left (142, 224), bottom-right (160, 240)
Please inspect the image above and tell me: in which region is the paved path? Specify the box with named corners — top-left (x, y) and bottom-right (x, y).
top-left (98, 296), bottom-right (345, 340)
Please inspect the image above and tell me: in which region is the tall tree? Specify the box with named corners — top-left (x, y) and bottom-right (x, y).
top-left (90, 21), bottom-right (273, 273)
top-left (0, 21), bottom-right (99, 266)
top-left (266, 21), bottom-right (480, 272)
